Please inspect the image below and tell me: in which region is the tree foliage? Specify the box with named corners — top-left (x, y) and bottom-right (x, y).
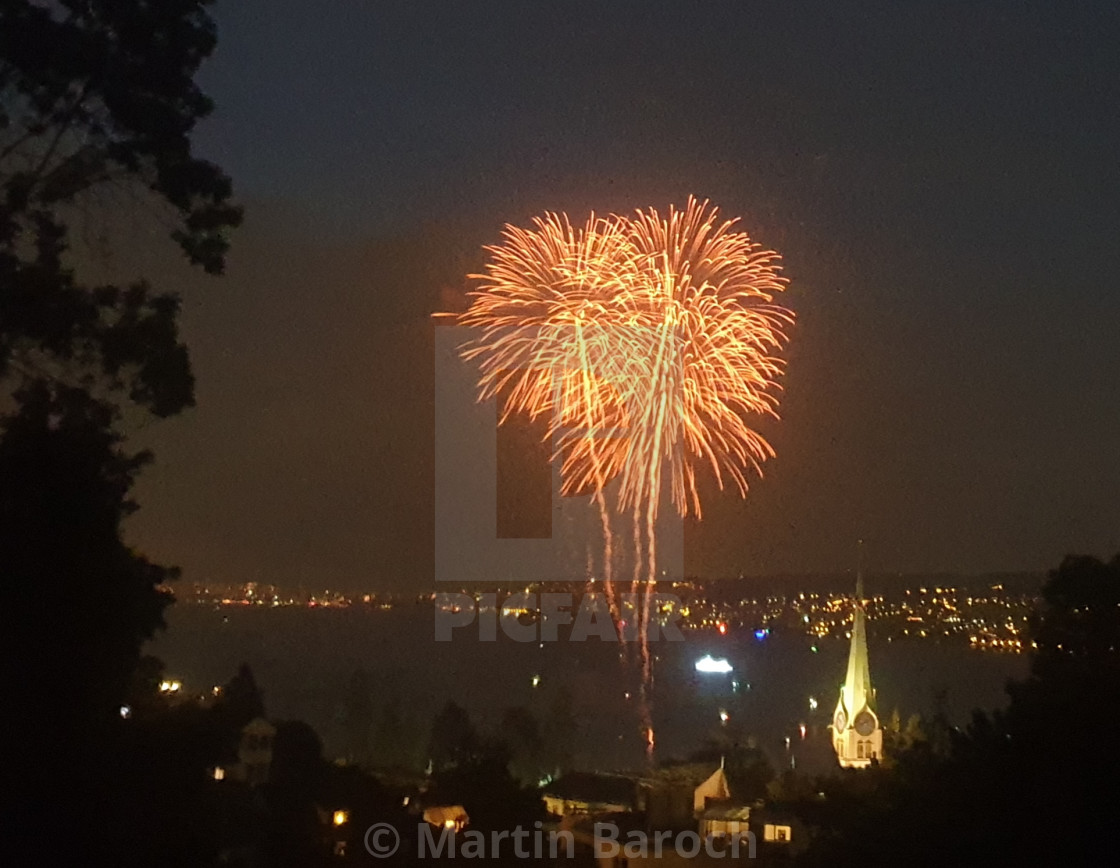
top-left (0, 381), bottom-right (174, 729)
top-left (427, 701), bottom-right (480, 773)
top-left (0, 3), bottom-right (239, 860)
top-left (429, 740), bottom-right (548, 846)
top-left (499, 705), bottom-right (544, 786)
top-left (0, 381), bottom-right (180, 860)
top-left (0, 0), bottom-right (241, 415)
top-left (0, 0), bottom-right (240, 718)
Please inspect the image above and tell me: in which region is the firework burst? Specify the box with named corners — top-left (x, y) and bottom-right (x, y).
top-left (449, 197), bottom-right (793, 762)
top-left (457, 196), bottom-right (792, 522)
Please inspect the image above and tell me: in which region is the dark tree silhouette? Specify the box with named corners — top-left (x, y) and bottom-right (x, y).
top-left (373, 696), bottom-right (405, 768)
top-left (0, 382), bottom-right (177, 859)
top-left (208, 661), bottom-right (267, 766)
top-left (258, 721), bottom-right (331, 868)
top-left (427, 701), bottom-right (480, 773)
top-left (429, 740), bottom-right (548, 858)
top-left (0, 383), bottom-right (174, 727)
top-left (1, 0), bottom-right (241, 415)
top-left (1025, 553), bottom-right (1120, 668)
top-left (539, 684), bottom-right (578, 777)
top-left (343, 668), bottom-right (374, 766)
top-left (220, 663), bottom-right (267, 727)
top-left (321, 764), bottom-right (415, 867)
top-left (423, 706), bottom-right (546, 863)
top-left (0, 1), bottom-right (241, 268)
top-left (688, 717), bottom-right (776, 802)
top-left (110, 701), bottom-right (228, 867)
top-left (270, 720), bottom-right (327, 795)
top-left (0, 2), bottom-right (238, 861)
top-left (500, 705), bottom-right (545, 786)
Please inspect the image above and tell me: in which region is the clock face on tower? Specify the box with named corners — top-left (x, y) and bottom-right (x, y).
top-left (854, 710), bottom-right (876, 737)
top-left (834, 709), bottom-right (847, 732)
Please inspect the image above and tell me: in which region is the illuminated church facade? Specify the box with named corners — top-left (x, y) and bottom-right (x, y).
top-left (831, 572), bottom-right (883, 768)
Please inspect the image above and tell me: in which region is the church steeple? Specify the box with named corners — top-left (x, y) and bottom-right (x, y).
top-left (832, 541), bottom-right (883, 768)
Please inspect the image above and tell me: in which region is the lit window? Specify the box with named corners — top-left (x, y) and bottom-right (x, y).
top-left (764, 824), bottom-right (791, 843)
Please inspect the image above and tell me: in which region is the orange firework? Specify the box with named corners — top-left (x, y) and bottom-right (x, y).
top-left (456, 196), bottom-right (793, 522)
top-left (450, 197), bottom-right (792, 764)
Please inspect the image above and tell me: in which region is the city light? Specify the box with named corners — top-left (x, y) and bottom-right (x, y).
top-left (177, 580), bottom-right (1035, 655)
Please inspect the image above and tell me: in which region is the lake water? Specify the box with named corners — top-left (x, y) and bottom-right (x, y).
top-left (149, 603), bottom-right (1029, 775)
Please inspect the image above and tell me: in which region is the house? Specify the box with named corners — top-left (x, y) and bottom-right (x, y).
top-left (422, 804), bottom-right (470, 833)
top-left (639, 763), bottom-right (730, 831)
top-left (212, 717), bottom-right (276, 786)
top-left (544, 772), bottom-right (640, 817)
top-left (697, 803), bottom-right (751, 841)
top-left (748, 806), bottom-right (808, 857)
top-left (316, 806), bottom-right (352, 857)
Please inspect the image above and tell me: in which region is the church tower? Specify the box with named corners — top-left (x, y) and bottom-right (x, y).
top-left (832, 556), bottom-right (883, 768)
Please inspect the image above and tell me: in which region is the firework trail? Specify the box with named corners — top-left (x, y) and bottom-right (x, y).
top-left (452, 197), bottom-right (793, 761)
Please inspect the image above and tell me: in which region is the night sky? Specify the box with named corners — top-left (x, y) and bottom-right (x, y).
top-left (123, 1), bottom-right (1120, 590)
